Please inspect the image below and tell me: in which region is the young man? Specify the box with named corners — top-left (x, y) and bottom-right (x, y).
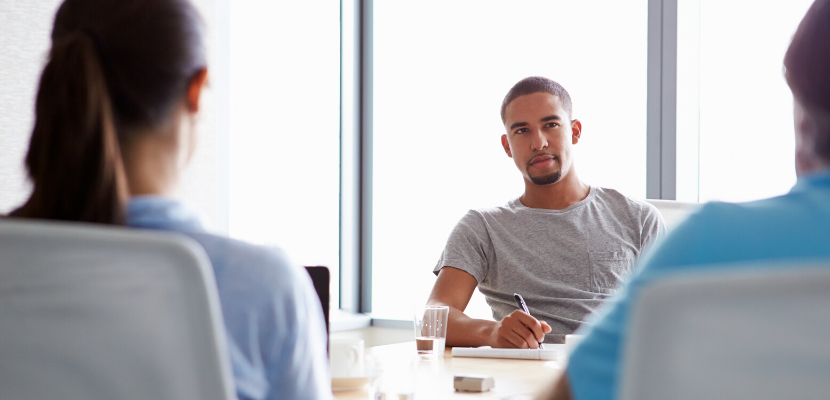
top-left (427, 77), bottom-right (666, 348)
top-left (543, 1), bottom-right (830, 398)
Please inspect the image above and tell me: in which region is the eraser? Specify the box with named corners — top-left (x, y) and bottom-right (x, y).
top-left (454, 374), bottom-right (495, 392)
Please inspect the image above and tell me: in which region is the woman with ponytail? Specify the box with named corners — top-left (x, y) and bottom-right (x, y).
top-left (10, 1), bottom-right (331, 399)
top-left (15, 29), bottom-right (128, 224)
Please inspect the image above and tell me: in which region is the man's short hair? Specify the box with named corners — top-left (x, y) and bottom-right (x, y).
top-left (500, 77), bottom-right (573, 123)
top-left (784, 0), bottom-right (830, 162)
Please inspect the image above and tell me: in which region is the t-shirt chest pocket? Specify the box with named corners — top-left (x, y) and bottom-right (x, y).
top-left (588, 250), bottom-right (634, 295)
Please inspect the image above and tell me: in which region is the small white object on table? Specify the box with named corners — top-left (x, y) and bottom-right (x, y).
top-left (454, 374), bottom-right (496, 392)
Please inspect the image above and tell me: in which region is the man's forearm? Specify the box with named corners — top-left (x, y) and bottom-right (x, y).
top-left (427, 301), bottom-right (496, 347)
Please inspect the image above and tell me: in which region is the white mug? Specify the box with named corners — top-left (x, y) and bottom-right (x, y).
top-left (330, 338), bottom-right (365, 378)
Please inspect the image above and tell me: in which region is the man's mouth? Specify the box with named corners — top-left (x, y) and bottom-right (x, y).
top-left (528, 154), bottom-right (556, 169)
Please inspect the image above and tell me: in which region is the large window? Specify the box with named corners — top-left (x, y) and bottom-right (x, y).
top-left (228, 1), bottom-right (341, 308)
top-left (676, 0), bottom-right (815, 203)
top-left (371, 0), bottom-right (649, 319)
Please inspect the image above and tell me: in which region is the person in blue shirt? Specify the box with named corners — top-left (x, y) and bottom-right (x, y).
top-left (8, 0), bottom-right (331, 399)
top-left (540, 0), bottom-right (830, 399)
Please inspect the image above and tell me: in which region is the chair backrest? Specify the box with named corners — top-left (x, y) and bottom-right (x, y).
top-left (305, 265), bottom-right (330, 336)
top-left (620, 263), bottom-right (830, 400)
top-left (646, 199), bottom-right (699, 230)
top-left (0, 219), bottom-right (235, 400)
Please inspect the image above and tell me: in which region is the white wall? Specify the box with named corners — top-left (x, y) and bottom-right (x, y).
top-left (0, 1), bottom-right (60, 214)
top-left (0, 0), bottom-right (229, 232)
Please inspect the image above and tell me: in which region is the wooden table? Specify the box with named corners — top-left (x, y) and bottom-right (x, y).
top-left (333, 342), bottom-right (564, 399)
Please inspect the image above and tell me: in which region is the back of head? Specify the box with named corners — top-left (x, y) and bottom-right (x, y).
top-left (500, 77), bottom-right (574, 123)
top-left (784, 0), bottom-right (830, 164)
top-left (16, 0), bottom-right (206, 224)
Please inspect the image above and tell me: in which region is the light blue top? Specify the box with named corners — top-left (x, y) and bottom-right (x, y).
top-left (127, 196), bottom-right (332, 400)
top-left (567, 169), bottom-right (830, 400)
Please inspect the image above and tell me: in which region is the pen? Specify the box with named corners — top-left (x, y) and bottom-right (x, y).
top-left (513, 293), bottom-right (545, 349)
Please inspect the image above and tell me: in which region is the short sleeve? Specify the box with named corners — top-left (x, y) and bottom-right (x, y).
top-left (640, 203), bottom-right (667, 250)
top-left (432, 210), bottom-right (494, 283)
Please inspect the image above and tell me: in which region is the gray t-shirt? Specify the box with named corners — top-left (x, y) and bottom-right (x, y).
top-left (433, 187), bottom-right (666, 343)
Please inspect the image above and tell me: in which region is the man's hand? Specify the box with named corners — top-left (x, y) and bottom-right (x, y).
top-left (427, 267), bottom-right (552, 348)
top-left (489, 310), bottom-right (552, 349)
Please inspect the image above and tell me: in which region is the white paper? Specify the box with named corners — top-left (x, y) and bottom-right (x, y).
top-left (451, 345), bottom-right (562, 361)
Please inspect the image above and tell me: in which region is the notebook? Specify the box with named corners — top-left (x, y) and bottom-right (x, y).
top-left (451, 345), bottom-right (563, 361)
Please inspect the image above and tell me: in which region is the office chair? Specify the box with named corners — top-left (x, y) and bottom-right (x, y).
top-left (620, 263), bottom-right (830, 400)
top-left (305, 265), bottom-right (330, 336)
top-left (0, 219), bottom-right (235, 400)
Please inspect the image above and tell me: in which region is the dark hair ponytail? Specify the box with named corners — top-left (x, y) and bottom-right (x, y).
top-left (12, 0), bottom-right (206, 224)
top-left (16, 32), bottom-right (128, 224)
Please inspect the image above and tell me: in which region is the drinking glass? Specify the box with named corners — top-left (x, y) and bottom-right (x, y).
top-left (413, 306), bottom-right (449, 356)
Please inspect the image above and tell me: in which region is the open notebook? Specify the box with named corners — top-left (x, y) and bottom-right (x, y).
top-left (451, 344), bottom-right (564, 361)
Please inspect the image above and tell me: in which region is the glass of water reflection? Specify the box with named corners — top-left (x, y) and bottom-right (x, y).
top-left (413, 306), bottom-right (449, 356)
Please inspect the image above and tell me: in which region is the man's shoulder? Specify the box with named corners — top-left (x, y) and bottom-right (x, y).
top-left (445, 200), bottom-right (527, 240)
top-left (462, 199), bottom-right (522, 219)
top-left (642, 190), bottom-right (830, 270)
top-left (592, 187), bottom-right (657, 217)
top-left (687, 191), bottom-right (824, 231)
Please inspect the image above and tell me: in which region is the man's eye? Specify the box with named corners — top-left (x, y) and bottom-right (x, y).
top-left (545, 122), bottom-right (559, 128)
top-left (515, 128), bottom-right (528, 134)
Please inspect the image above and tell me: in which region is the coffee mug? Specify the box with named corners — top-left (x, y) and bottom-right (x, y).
top-left (330, 338), bottom-right (365, 378)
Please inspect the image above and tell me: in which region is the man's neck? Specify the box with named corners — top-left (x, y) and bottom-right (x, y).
top-left (519, 171), bottom-right (590, 210)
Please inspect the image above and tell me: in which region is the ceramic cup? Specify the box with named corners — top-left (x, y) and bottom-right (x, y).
top-left (330, 338), bottom-right (365, 378)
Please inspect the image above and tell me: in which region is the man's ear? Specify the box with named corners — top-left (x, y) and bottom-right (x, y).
top-left (501, 134), bottom-right (512, 157)
top-left (571, 119), bottom-right (582, 144)
top-left (186, 68), bottom-right (209, 113)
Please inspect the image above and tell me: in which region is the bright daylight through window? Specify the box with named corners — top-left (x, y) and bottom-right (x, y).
top-left (228, 1), bottom-right (341, 308)
top-left (676, 0), bottom-right (816, 203)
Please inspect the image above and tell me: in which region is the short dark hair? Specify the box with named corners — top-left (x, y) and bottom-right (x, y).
top-left (784, 0), bottom-right (830, 162)
top-left (500, 76), bottom-right (573, 123)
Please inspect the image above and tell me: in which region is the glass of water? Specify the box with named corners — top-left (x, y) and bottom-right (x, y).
top-left (413, 306), bottom-right (449, 356)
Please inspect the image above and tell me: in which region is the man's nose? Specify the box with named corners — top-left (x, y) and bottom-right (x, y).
top-left (530, 129), bottom-right (548, 151)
